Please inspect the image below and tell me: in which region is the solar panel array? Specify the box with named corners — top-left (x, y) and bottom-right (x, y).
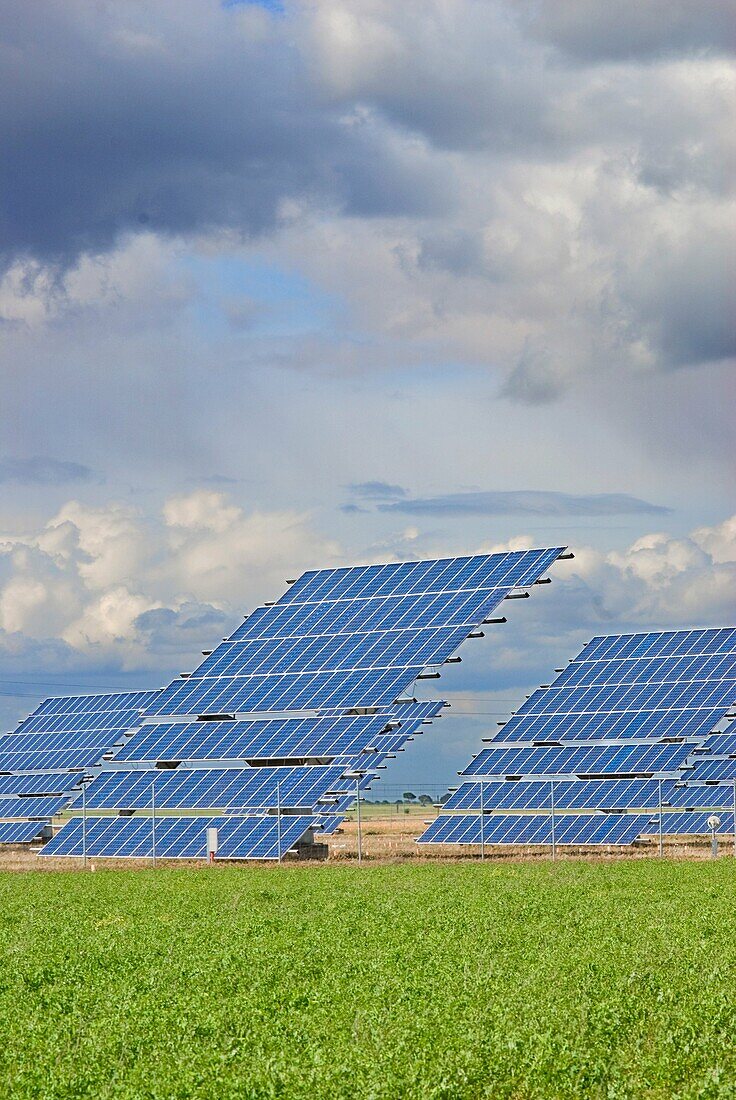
top-left (30, 548), bottom-right (565, 859)
top-left (0, 689), bottom-right (161, 844)
top-left (421, 627), bottom-right (736, 848)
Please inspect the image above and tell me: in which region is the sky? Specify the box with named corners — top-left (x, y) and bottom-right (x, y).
top-left (1, 0), bottom-right (734, 792)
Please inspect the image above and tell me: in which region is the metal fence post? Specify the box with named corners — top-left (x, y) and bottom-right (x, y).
top-left (276, 779), bottom-right (282, 864)
top-left (550, 779), bottom-right (556, 861)
top-left (480, 780), bottom-right (485, 861)
top-left (356, 774), bottom-right (362, 864)
top-left (658, 778), bottom-right (663, 858)
top-left (82, 781), bottom-right (88, 870)
top-left (151, 779), bottom-right (156, 868)
top-left (733, 780), bottom-right (736, 858)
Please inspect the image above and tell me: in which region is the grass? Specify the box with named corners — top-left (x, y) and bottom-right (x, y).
top-left (1, 860), bottom-right (735, 1099)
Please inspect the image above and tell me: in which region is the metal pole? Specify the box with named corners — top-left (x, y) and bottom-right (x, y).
top-left (82, 781), bottom-right (87, 870)
top-left (480, 780), bottom-right (485, 861)
top-left (658, 778), bottom-right (663, 858)
top-left (733, 780), bottom-right (736, 858)
top-left (151, 779), bottom-right (156, 868)
top-left (550, 780), bottom-right (556, 862)
top-left (276, 779), bottom-right (282, 865)
top-left (711, 825), bottom-right (718, 860)
top-left (356, 775), bottom-right (362, 864)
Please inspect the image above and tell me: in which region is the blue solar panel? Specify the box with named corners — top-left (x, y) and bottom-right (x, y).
top-left (0, 747), bottom-right (112, 773)
top-left (0, 772), bottom-right (79, 797)
top-left (115, 704), bottom-right (442, 764)
top-left (667, 784), bottom-right (736, 809)
top-left (0, 796), bottom-right (68, 819)
top-left (74, 765), bottom-right (348, 812)
top-left (444, 778), bottom-right (666, 812)
top-left (0, 819), bottom-right (48, 844)
top-left (492, 627), bottom-right (736, 744)
top-left (692, 732), bottom-right (736, 756)
top-left (684, 757), bottom-right (736, 782)
top-left (314, 815), bottom-right (344, 835)
top-left (30, 689), bottom-right (161, 719)
top-left (145, 549), bottom-right (564, 718)
top-left (418, 813), bottom-right (651, 846)
top-left (463, 742), bottom-right (694, 778)
top-left (40, 814), bottom-right (314, 859)
top-left (653, 811), bottom-right (735, 836)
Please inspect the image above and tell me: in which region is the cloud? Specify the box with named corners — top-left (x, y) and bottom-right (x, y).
top-left (525, 0), bottom-right (735, 63)
top-left (0, 456), bottom-right (94, 486)
top-left (378, 490), bottom-right (670, 518)
top-left (0, 490), bottom-right (340, 670)
top-left (0, 1), bottom-right (451, 271)
top-left (349, 481), bottom-right (408, 501)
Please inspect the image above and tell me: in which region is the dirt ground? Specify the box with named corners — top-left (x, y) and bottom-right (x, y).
top-left (0, 813), bottom-right (727, 871)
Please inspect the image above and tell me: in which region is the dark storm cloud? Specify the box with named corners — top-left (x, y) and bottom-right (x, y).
top-left (0, 2), bottom-right (450, 270)
top-left (0, 456), bottom-right (94, 486)
top-left (379, 491), bottom-right (670, 518)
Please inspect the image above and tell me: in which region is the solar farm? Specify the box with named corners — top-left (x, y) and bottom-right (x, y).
top-left (3, 548), bottom-right (736, 1097)
top-left (1, 547), bottom-right (735, 864)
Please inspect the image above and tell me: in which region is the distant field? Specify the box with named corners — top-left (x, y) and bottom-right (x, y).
top-left (2, 861), bottom-right (735, 1099)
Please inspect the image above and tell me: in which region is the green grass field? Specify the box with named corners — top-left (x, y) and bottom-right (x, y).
top-left (2, 860), bottom-right (735, 1099)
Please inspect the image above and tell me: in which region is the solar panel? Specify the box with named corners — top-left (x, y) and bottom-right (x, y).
top-left (684, 757), bottom-right (736, 782)
top-left (444, 778), bottom-right (666, 812)
top-left (492, 628), bottom-right (736, 744)
top-left (39, 814), bottom-right (314, 860)
top-left (23, 552), bottom-right (566, 851)
top-left (0, 690), bottom-right (161, 844)
top-left (418, 626), bottom-right (736, 848)
top-left (0, 796), bottom-right (68, 819)
top-left (691, 732), bottom-right (736, 757)
top-left (462, 742), bottom-right (694, 778)
top-left (667, 784), bottom-right (736, 809)
top-left (314, 815), bottom-right (344, 834)
top-left (114, 704), bottom-right (441, 765)
top-left (145, 549), bottom-right (564, 718)
top-left (72, 765), bottom-right (348, 812)
top-left (0, 819), bottom-right (48, 844)
top-left (650, 811), bottom-right (736, 836)
top-left (0, 772), bottom-right (79, 797)
top-left (417, 813), bottom-right (651, 846)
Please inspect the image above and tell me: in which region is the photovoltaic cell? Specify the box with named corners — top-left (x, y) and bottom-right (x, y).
top-left (650, 811), bottom-right (736, 836)
top-left (0, 796), bottom-right (68, 819)
top-left (444, 778), bottom-right (666, 812)
top-left (684, 757), bottom-right (736, 782)
top-left (418, 813), bottom-right (651, 846)
top-left (115, 705), bottom-right (441, 765)
top-left (145, 549), bottom-right (564, 718)
top-left (462, 742), bottom-right (694, 778)
top-left (72, 765), bottom-right (348, 812)
top-left (0, 820), bottom-right (48, 843)
top-left (40, 814), bottom-right (314, 860)
top-left (0, 772), bottom-right (79, 797)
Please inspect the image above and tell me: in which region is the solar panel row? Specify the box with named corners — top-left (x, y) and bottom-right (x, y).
top-left (418, 813), bottom-right (651, 846)
top-left (7, 550), bottom-right (566, 855)
top-left (421, 626), bottom-right (736, 849)
top-left (40, 814), bottom-right (314, 860)
top-left (72, 765), bottom-right (348, 812)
